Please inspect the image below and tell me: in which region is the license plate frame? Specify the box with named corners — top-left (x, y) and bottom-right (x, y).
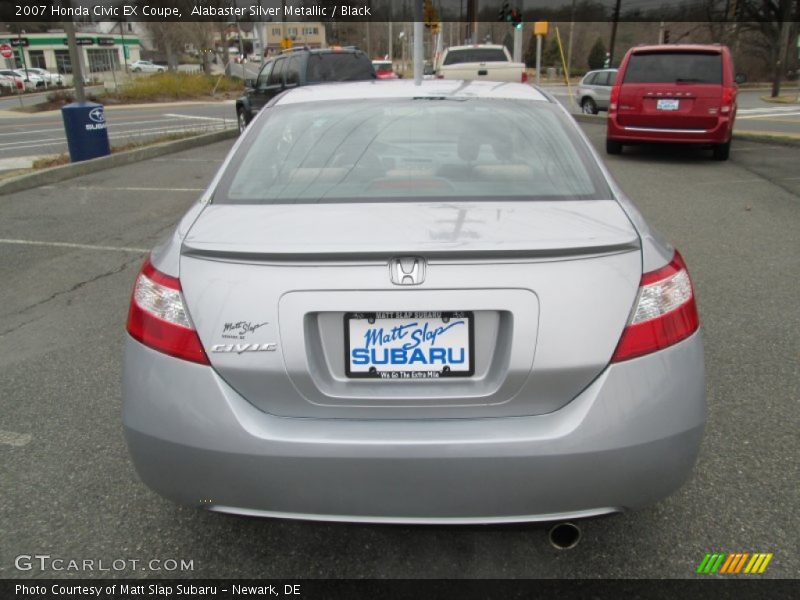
top-left (344, 311), bottom-right (475, 379)
top-left (656, 98), bottom-right (680, 111)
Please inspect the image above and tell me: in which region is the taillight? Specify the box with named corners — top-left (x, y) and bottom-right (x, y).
top-left (608, 85), bottom-right (620, 112)
top-left (521, 71), bottom-right (528, 83)
top-left (611, 251), bottom-right (699, 362)
top-left (126, 258), bottom-right (209, 365)
top-left (720, 86), bottom-right (735, 114)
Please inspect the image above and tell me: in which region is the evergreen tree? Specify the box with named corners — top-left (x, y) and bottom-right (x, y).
top-left (587, 37), bottom-right (607, 70)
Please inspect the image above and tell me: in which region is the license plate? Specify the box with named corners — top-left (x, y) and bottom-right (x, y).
top-left (345, 311), bottom-right (474, 379)
top-left (657, 98), bottom-right (680, 111)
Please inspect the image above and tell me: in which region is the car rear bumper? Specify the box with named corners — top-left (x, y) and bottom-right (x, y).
top-left (607, 114), bottom-right (732, 144)
top-left (123, 332), bottom-right (706, 524)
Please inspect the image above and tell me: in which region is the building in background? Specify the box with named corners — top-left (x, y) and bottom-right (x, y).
top-left (262, 22), bottom-right (326, 56)
top-left (0, 30), bottom-right (141, 77)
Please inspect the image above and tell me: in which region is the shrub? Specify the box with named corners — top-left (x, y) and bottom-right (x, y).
top-left (114, 71), bottom-right (243, 102)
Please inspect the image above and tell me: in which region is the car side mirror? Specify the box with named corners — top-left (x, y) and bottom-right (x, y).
top-left (734, 73), bottom-right (747, 85)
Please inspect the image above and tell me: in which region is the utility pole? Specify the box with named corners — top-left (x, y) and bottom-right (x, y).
top-left (414, 0), bottom-right (423, 85)
top-left (63, 19), bottom-right (85, 102)
top-left (566, 0), bottom-right (576, 81)
top-left (658, 21), bottom-right (665, 44)
top-left (608, 0), bottom-right (622, 66)
top-left (388, 21), bottom-right (393, 64)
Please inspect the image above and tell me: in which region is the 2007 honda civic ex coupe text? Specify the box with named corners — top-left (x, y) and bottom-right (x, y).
top-left (123, 80), bottom-right (706, 524)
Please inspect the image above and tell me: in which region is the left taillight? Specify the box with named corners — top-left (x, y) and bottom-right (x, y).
top-left (608, 84), bottom-right (620, 113)
top-left (611, 251), bottom-right (700, 363)
top-left (126, 258), bottom-right (209, 365)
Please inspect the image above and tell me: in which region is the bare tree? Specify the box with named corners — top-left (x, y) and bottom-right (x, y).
top-left (737, 0), bottom-right (799, 97)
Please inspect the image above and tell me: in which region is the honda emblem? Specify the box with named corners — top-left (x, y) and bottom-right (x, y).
top-left (390, 257), bottom-right (426, 285)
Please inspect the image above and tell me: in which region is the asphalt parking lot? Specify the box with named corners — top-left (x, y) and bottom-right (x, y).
top-left (0, 125), bottom-right (797, 579)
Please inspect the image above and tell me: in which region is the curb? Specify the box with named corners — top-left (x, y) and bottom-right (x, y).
top-left (0, 128), bottom-right (237, 196)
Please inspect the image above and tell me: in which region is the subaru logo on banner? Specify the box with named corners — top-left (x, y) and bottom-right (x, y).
top-left (88, 107), bottom-right (105, 123)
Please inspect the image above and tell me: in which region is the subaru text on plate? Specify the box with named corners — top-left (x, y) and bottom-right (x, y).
top-left (123, 80), bottom-right (706, 524)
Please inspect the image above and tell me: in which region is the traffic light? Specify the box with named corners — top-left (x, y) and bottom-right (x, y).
top-left (663, 29), bottom-right (670, 44)
top-left (498, 1), bottom-right (510, 22)
top-left (424, 0), bottom-right (438, 30)
top-left (511, 8), bottom-right (523, 30)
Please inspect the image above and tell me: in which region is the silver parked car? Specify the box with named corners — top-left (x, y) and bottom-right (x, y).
top-left (123, 80), bottom-right (706, 524)
top-left (577, 68), bottom-right (618, 114)
top-left (130, 60), bottom-right (166, 73)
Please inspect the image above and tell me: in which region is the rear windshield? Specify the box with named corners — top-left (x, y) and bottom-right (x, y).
top-left (215, 98), bottom-right (611, 204)
top-left (623, 52), bottom-right (722, 84)
top-left (443, 49), bottom-right (508, 65)
top-left (306, 53), bottom-right (376, 82)
top-left (373, 61), bottom-right (393, 70)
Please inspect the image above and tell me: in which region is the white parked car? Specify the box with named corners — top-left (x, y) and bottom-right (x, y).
top-left (130, 60), bottom-right (166, 74)
top-left (25, 67), bottom-right (64, 87)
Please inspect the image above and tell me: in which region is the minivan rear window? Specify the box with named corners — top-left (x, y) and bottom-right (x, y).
top-left (623, 52), bottom-right (722, 84)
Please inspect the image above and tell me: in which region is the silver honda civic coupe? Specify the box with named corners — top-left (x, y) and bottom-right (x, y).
top-left (123, 80), bottom-right (706, 524)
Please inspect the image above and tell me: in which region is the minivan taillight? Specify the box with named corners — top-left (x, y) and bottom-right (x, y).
top-left (126, 258), bottom-right (209, 365)
top-left (611, 251), bottom-right (699, 362)
top-left (720, 86), bottom-right (735, 114)
top-left (608, 84), bottom-right (620, 113)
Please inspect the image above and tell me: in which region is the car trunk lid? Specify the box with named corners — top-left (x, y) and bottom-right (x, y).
top-left (179, 200), bottom-right (642, 419)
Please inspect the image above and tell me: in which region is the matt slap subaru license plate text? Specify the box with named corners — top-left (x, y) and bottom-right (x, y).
top-left (345, 311), bottom-right (474, 379)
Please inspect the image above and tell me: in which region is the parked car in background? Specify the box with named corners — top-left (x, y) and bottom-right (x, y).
top-left (130, 60), bottom-right (166, 73)
top-left (0, 69), bottom-right (44, 90)
top-left (435, 45), bottom-right (528, 83)
top-left (25, 67), bottom-right (64, 87)
top-left (236, 46), bottom-right (376, 133)
top-left (577, 69), bottom-right (618, 114)
top-left (372, 60), bottom-right (398, 79)
top-left (606, 44), bottom-right (737, 160)
top-left (0, 73), bottom-right (24, 93)
top-left (124, 79), bottom-right (706, 526)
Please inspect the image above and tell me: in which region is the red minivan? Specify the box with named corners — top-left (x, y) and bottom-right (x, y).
top-left (606, 44), bottom-right (737, 160)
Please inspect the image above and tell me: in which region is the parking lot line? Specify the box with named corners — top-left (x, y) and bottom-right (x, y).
top-left (0, 430), bottom-right (32, 447)
top-left (0, 238), bottom-right (148, 253)
top-left (40, 185), bottom-right (205, 192)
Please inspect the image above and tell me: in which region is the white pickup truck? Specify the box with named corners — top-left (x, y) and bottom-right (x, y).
top-left (436, 45), bottom-right (528, 83)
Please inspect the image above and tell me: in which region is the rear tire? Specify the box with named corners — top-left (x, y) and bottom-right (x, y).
top-left (606, 139), bottom-right (623, 155)
top-left (581, 98), bottom-right (598, 115)
top-left (712, 140), bottom-right (731, 161)
top-left (237, 109), bottom-right (248, 135)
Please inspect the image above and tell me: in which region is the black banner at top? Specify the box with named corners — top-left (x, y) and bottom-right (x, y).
top-left (0, 0), bottom-right (794, 22)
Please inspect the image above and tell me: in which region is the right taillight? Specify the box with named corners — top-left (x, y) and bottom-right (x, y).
top-left (720, 86), bottom-right (735, 114)
top-left (126, 258), bottom-right (209, 365)
top-left (611, 251), bottom-right (699, 362)
top-left (608, 84), bottom-right (620, 113)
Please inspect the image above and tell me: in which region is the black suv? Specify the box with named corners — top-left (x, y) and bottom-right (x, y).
top-left (236, 47), bottom-right (376, 133)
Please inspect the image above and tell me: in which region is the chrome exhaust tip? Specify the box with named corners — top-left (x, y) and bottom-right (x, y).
top-left (548, 522), bottom-right (581, 550)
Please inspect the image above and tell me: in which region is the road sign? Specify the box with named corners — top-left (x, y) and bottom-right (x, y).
top-left (534, 21), bottom-right (549, 36)
top-left (0, 44), bottom-right (12, 59)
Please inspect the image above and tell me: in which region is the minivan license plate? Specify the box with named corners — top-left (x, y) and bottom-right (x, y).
top-left (657, 99), bottom-right (680, 111)
top-left (345, 311), bottom-right (474, 379)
